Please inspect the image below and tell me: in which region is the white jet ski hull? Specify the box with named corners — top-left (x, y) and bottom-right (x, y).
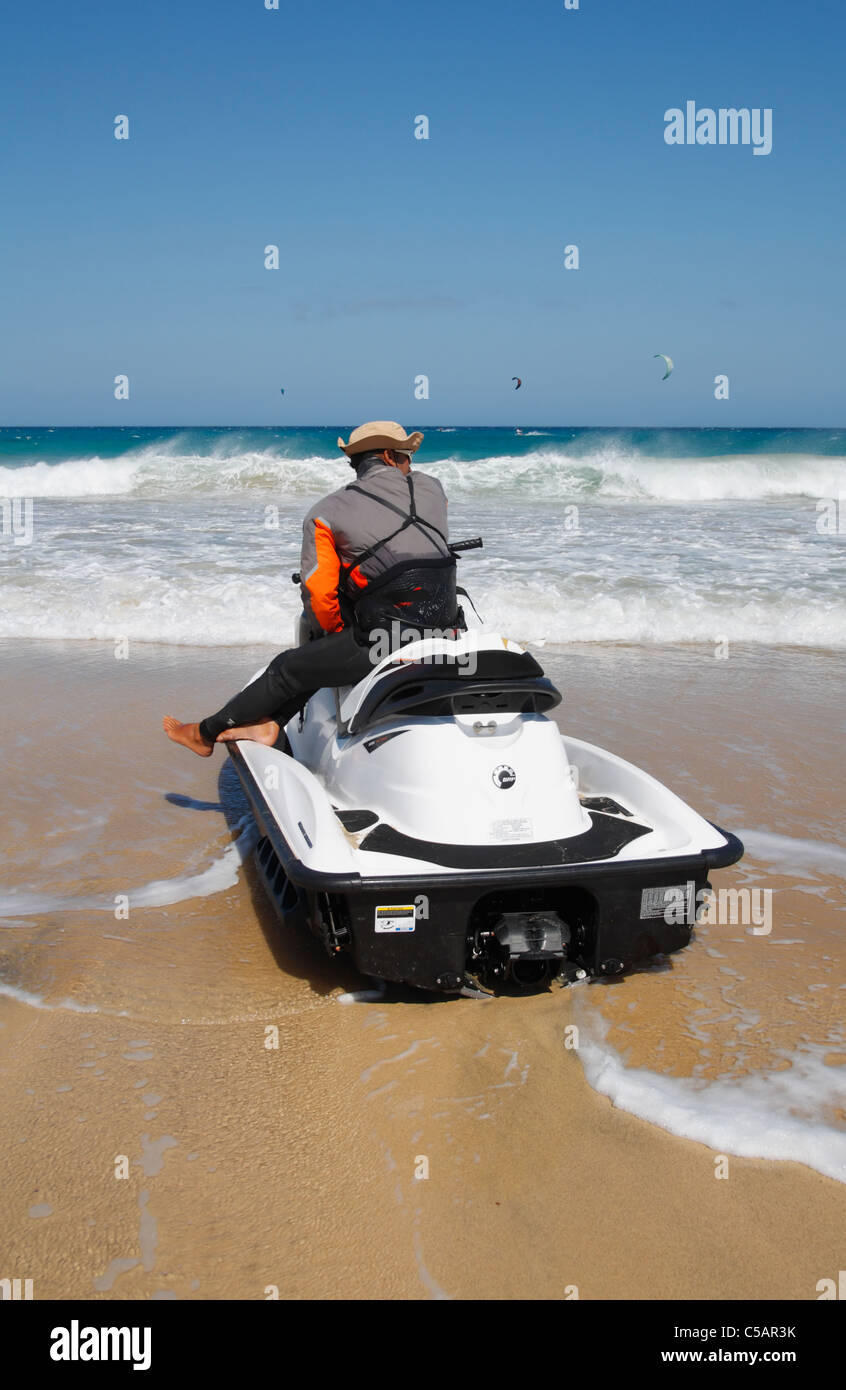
top-left (226, 631), bottom-right (743, 994)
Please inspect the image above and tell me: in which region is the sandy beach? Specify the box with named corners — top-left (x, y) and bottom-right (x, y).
top-left (1, 637), bottom-right (844, 1300)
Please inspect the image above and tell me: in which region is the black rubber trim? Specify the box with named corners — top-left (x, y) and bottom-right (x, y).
top-left (335, 809), bottom-right (379, 831)
top-left (580, 795), bottom-right (633, 818)
top-left (703, 825), bottom-right (745, 870)
top-left (357, 811), bottom-right (651, 869)
top-left (226, 743), bottom-right (745, 893)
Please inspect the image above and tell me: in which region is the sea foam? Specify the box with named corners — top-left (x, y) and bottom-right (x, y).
top-left (575, 1007), bottom-right (846, 1184)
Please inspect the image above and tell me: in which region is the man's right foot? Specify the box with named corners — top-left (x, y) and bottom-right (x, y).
top-left (216, 719), bottom-right (280, 747)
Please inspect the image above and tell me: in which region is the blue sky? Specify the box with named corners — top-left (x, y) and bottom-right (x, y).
top-left (0, 0), bottom-right (843, 425)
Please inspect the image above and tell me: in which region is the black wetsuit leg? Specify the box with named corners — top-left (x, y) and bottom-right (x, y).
top-left (198, 628), bottom-right (375, 744)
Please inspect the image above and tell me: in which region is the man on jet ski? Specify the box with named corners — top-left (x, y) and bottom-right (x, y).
top-left (163, 421), bottom-right (456, 756)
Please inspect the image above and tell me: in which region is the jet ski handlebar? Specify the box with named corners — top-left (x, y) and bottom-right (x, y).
top-left (291, 538), bottom-right (482, 584)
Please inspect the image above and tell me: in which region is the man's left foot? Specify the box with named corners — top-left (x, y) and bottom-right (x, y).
top-left (162, 716), bottom-right (214, 757)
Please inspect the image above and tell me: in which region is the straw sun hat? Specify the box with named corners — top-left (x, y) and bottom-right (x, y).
top-left (337, 421), bottom-right (424, 457)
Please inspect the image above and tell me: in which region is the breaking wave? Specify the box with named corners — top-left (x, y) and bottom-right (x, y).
top-left (1, 440), bottom-right (844, 503)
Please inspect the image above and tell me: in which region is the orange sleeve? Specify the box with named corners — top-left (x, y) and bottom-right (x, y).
top-left (304, 518), bottom-right (344, 633)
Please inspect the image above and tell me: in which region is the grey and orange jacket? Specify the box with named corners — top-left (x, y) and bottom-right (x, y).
top-left (299, 457), bottom-right (450, 635)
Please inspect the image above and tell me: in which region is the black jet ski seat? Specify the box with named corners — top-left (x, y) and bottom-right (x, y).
top-left (340, 647), bottom-right (562, 737)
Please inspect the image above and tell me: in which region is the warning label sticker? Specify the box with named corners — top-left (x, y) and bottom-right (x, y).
top-left (489, 818), bottom-right (533, 842)
top-left (374, 904), bottom-right (417, 933)
top-left (640, 883), bottom-right (694, 921)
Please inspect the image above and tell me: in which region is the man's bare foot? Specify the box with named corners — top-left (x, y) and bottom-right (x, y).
top-left (216, 719), bottom-right (280, 747)
top-left (162, 716), bottom-right (214, 757)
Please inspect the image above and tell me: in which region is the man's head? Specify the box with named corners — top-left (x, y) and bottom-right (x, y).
top-left (337, 421), bottom-right (422, 475)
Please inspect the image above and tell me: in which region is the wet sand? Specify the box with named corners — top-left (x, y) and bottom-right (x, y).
top-left (1, 638), bottom-right (844, 1300)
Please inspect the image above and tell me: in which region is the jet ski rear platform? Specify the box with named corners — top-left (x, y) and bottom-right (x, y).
top-left (226, 632), bottom-right (743, 995)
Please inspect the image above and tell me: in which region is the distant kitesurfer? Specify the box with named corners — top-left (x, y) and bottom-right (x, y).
top-left (163, 422), bottom-right (456, 755)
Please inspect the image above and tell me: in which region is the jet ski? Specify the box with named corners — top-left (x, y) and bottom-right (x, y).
top-left (226, 587), bottom-right (743, 996)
